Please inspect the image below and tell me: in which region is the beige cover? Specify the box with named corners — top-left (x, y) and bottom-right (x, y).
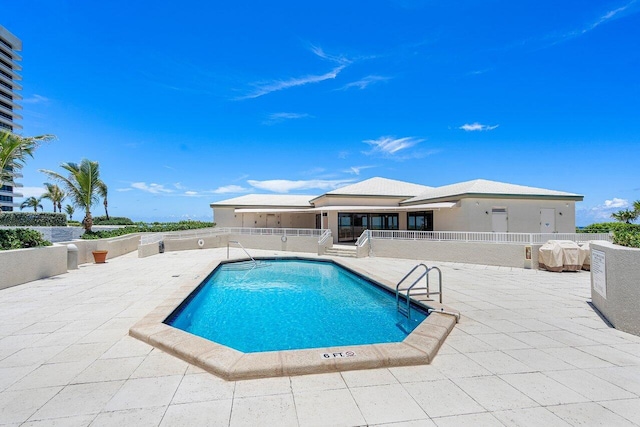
top-left (539, 240), bottom-right (564, 272)
top-left (579, 242), bottom-right (591, 270)
top-left (539, 240), bottom-right (584, 272)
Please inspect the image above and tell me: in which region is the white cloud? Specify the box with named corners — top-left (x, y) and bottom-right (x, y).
top-left (238, 66), bottom-right (345, 100)
top-left (116, 188), bottom-right (133, 192)
top-left (21, 94), bottom-right (50, 104)
top-left (309, 45), bottom-right (352, 65)
top-left (459, 122), bottom-right (499, 132)
top-left (131, 182), bottom-right (174, 194)
top-left (340, 75), bottom-right (390, 90)
top-left (212, 185), bottom-right (250, 194)
top-left (363, 136), bottom-right (423, 155)
top-left (604, 198), bottom-right (629, 209)
top-left (263, 112), bottom-right (311, 125)
top-left (247, 179), bottom-right (353, 193)
top-left (580, 197), bottom-right (630, 221)
top-left (17, 186), bottom-right (46, 198)
top-left (184, 191), bottom-right (199, 196)
top-left (583, 1), bottom-right (635, 34)
top-left (343, 165), bottom-right (375, 175)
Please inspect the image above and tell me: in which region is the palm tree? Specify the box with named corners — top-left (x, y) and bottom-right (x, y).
top-left (0, 130), bottom-right (55, 187)
top-left (42, 183), bottom-right (66, 213)
top-left (634, 200), bottom-right (640, 216)
top-left (611, 209), bottom-right (638, 224)
top-left (64, 204), bottom-right (75, 221)
top-left (40, 159), bottom-right (106, 231)
top-left (97, 181), bottom-right (109, 220)
top-left (20, 196), bottom-right (44, 212)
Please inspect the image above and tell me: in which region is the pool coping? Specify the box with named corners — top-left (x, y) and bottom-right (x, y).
top-left (129, 256), bottom-right (459, 381)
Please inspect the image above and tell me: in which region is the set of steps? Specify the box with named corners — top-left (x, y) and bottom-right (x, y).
top-left (324, 245), bottom-right (357, 258)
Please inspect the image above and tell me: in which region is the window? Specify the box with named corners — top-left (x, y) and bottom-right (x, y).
top-left (407, 211), bottom-right (433, 231)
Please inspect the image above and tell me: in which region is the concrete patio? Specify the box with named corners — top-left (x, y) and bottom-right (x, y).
top-left (1, 248), bottom-right (639, 426)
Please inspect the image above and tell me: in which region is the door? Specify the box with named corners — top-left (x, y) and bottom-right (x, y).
top-left (540, 208), bottom-right (555, 233)
top-left (266, 214), bottom-right (277, 228)
top-left (491, 208), bottom-right (508, 232)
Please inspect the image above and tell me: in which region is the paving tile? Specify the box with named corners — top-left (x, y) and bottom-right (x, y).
top-left (230, 394), bottom-right (297, 427)
top-left (290, 372), bottom-right (346, 393)
top-left (104, 376), bottom-right (182, 411)
top-left (340, 368), bottom-right (398, 387)
top-left (505, 348), bottom-right (574, 371)
top-left (452, 376), bottom-right (537, 412)
top-left (599, 398), bottom-right (640, 425)
top-left (466, 351), bottom-right (532, 375)
top-left (544, 369), bottom-right (636, 401)
top-left (161, 400), bottom-right (232, 426)
top-left (72, 357), bottom-right (144, 384)
top-left (388, 364), bottom-right (446, 383)
top-left (100, 336), bottom-right (153, 359)
top-left (432, 412), bottom-right (503, 427)
top-left (577, 345), bottom-right (640, 366)
top-left (21, 414), bottom-right (96, 426)
top-left (370, 419), bottom-right (436, 427)
top-left (233, 376), bottom-right (291, 398)
top-left (0, 365), bottom-right (38, 391)
top-left (541, 347), bottom-right (615, 369)
top-left (89, 407), bottom-right (166, 427)
top-left (350, 383), bottom-right (427, 425)
top-left (294, 388), bottom-right (365, 427)
top-left (500, 372), bottom-right (589, 406)
top-left (492, 406), bottom-right (571, 427)
top-left (9, 361), bottom-right (92, 391)
top-left (0, 345), bottom-right (67, 368)
top-left (587, 366), bottom-right (640, 396)
top-left (548, 402), bottom-right (636, 427)
top-left (0, 386), bottom-right (62, 424)
top-left (130, 352), bottom-right (189, 378)
top-left (430, 353), bottom-right (492, 378)
top-left (404, 379), bottom-right (484, 418)
top-left (48, 342), bottom-right (113, 364)
top-left (29, 381), bottom-right (123, 420)
top-left (171, 373), bottom-right (235, 404)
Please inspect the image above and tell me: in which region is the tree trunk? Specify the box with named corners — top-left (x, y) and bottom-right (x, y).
top-left (104, 199), bottom-right (109, 220)
top-left (83, 211), bottom-right (93, 232)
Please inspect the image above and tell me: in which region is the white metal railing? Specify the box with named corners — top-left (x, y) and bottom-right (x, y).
top-left (318, 229), bottom-right (332, 245)
top-left (366, 230), bottom-right (613, 245)
top-left (139, 227), bottom-right (327, 245)
top-left (355, 229), bottom-right (370, 247)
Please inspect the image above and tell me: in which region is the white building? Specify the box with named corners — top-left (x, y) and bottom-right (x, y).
top-left (210, 177), bottom-right (583, 243)
top-left (0, 25), bottom-right (23, 211)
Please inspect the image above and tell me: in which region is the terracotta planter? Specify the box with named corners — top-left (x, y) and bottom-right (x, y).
top-left (92, 250), bottom-right (108, 264)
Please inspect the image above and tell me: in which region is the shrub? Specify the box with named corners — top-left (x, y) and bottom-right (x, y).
top-left (0, 228), bottom-right (52, 250)
top-left (0, 212), bottom-right (67, 227)
top-left (81, 221), bottom-right (215, 239)
top-left (578, 222), bottom-right (640, 233)
top-left (613, 231), bottom-right (640, 248)
top-left (92, 216), bottom-right (134, 225)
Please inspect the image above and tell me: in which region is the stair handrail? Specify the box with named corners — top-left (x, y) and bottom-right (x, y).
top-left (355, 229), bottom-right (370, 247)
top-left (395, 264), bottom-right (444, 319)
top-left (227, 240), bottom-right (256, 265)
top-left (318, 229), bottom-right (332, 245)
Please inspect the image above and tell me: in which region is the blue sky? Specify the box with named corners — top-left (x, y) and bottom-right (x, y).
top-left (4, 0), bottom-right (639, 225)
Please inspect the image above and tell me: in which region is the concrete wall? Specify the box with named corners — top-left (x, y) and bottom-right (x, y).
top-left (228, 234), bottom-right (319, 254)
top-left (213, 208), bottom-right (316, 229)
top-left (370, 238), bottom-right (541, 269)
top-left (0, 245), bottom-right (67, 290)
top-left (590, 242), bottom-right (640, 336)
top-left (58, 234), bottom-right (141, 265)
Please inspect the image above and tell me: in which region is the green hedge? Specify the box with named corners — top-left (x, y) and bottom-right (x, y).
top-left (92, 216), bottom-right (134, 225)
top-left (0, 212), bottom-right (67, 227)
top-left (82, 221), bottom-right (215, 240)
top-left (0, 228), bottom-right (52, 250)
top-left (613, 231), bottom-right (640, 248)
top-left (578, 222), bottom-right (640, 233)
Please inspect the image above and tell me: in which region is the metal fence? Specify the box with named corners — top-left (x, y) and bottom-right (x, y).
top-left (139, 227), bottom-right (327, 245)
top-left (367, 230), bottom-right (612, 245)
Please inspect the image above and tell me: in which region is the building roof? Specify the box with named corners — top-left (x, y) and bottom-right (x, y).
top-left (210, 194), bottom-right (315, 208)
top-left (319, 177), bottom-right (431, 198)
top-left (403, 179), bottom-right (583, 204)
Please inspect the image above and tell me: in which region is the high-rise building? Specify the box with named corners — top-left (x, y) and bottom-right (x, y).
top-left (0, 25), bottom-right (23, 212)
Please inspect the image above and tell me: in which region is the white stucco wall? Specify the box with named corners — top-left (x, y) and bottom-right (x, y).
top-left (0, 245), bottom-right (67, 290)
top-left (434, 198), bottom-right (576, 233)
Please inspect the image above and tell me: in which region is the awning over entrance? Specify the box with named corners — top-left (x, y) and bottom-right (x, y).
top-left (233, 202), bottom-right (457, 214)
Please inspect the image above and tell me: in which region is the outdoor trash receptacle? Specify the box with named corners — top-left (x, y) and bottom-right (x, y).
top-left (67, 244), bottom-right (79, 270)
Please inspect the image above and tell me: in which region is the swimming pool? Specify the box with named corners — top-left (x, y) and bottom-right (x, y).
top-left (166, 259), bottom-right (428, 352)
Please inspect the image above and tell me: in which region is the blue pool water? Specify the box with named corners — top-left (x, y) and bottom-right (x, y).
top-left (167, 259), bottom-right (427, 353)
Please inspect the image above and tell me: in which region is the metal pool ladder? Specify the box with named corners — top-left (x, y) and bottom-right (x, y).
top-left (395, 263), bottom-right (442, 318)
top-left (227, 240), bottom-right (256, 265)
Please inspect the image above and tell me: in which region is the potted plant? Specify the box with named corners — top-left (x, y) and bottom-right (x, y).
top-left (92, 250), bottom-right (108, 263)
